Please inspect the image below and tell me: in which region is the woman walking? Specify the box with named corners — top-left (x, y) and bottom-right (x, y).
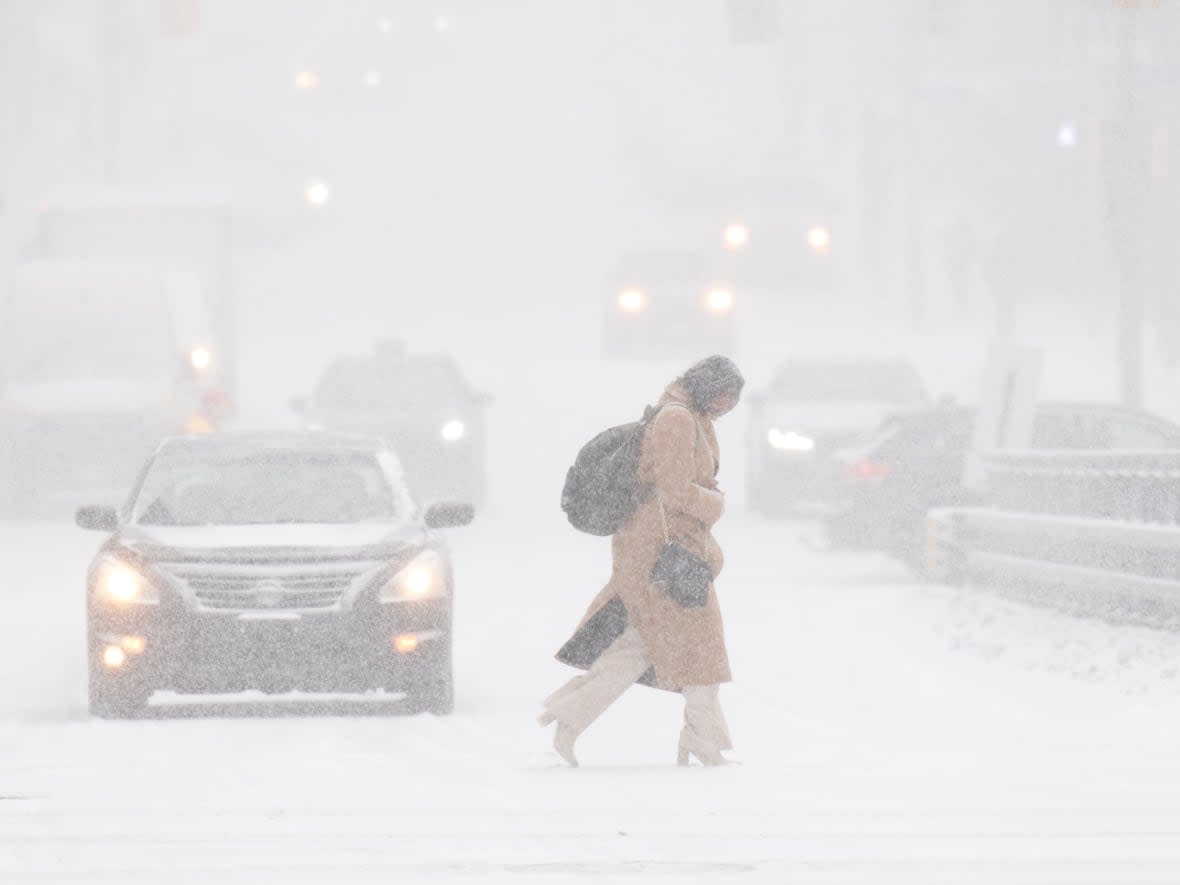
top-left (540, 355), bottom-right (744, 767)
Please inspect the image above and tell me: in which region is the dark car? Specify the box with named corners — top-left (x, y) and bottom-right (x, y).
top-left (603, 250), bottom-right (737, 358)
top-left (75, 432), bottom-right (474, 718)
top-left (745, 358), bottom-right (928, 515)
top-left (293, 341), bottom-right (490, 506)
top-left (823, 401), bottom-right (1180, 566)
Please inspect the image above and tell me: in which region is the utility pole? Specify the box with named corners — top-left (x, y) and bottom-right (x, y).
top-left (901, 5), bottom-right (924, 330)
top-left (1106, 5), bottom-right (1147, 408)
top-left (100, 0), bottom-right (122, 185)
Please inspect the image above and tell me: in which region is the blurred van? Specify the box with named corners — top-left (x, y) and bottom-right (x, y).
top-left (0, 261), bottom-right (216, 515)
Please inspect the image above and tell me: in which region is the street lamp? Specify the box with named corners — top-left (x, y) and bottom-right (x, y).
top-left (294, 70), bottom-right (319, 91)
top-left (305, 180), bottom-right (331, 207)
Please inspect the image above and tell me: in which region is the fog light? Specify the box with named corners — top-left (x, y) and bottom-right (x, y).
top-left (121, 636), bottom-right (146, 655)
top-left (102, 646), bottom-right (126, 669)
top-left (394, 633), bottom-right (419, 654)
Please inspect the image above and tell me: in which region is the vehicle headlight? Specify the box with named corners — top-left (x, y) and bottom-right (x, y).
top-left (705, 288), bottom-right (735, 314)
top-left (95, 558), bottom-right (159, 606)
top-left (189, 347), bottom-right (213, 373)
top-left (379, 551), bottom-right (446, 602)
top-left (440, 419), bottom-right (467, 442)
top-left (767, 429), bottom-right (816, 452)
top-left (806, 225), bottom-right (832, 255)
top-left (723, 222), bottom-right (750, 251)
top-left (617, 288), bottom-right (647, 314)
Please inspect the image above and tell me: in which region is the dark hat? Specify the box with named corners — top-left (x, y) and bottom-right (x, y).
top-left (676, 355), bottom-right (745, 413)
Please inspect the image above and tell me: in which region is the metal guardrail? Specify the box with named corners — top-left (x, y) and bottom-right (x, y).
top-left (928, 451), bottom-right (1180, 628)
top-left (980, 451), bottom-right (1180, 525)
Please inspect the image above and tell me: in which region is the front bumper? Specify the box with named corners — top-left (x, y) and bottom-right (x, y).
top-left (88, 597), bottom-right (451, 696)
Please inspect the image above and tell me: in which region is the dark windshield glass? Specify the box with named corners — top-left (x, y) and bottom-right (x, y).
top-left (132, 451), bottom-right (404, 526)
top-left (313, 357), bottom-right (467, 411)
top-left (770, 363), bottom-right (927, 404)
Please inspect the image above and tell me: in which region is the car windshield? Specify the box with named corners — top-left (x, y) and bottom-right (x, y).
top-left (614, 252), bottom-right (712, 282)
top-left (132, 450), bottom-right (405, 526)
top-left (3, 285), bottom-right (175, 384)
top-left (770, 363), bottom-right (927, 404)
top-left (313, 357), bottom-right (468, 411)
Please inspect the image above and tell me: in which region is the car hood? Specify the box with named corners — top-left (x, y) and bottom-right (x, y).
top-left (116, 521), bottom-right (424, 561)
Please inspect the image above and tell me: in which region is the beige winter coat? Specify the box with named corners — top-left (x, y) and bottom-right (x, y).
top-left (558, 383), bottom-right (732, 690)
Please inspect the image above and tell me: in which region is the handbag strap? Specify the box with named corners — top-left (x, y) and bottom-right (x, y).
top-left (652, 400), bottom-right (700, 548)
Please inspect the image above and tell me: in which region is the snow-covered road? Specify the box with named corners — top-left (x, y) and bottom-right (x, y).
top-left (3, 516), bottom-right (1180, 884)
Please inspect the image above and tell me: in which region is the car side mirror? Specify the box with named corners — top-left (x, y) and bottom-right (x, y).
top-left (424, 501), bottom-right (475, 529)
top-left (289, 396), bottom-right (308, 414)
top-left (76, 505), bottom-right (119, 532)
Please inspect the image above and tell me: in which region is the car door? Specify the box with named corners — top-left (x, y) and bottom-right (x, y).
top-left (1095, 413), bottom-right (1180, 450)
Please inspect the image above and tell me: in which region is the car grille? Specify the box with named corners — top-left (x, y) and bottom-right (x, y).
top-left (160, 562), bottom-right (381, 612)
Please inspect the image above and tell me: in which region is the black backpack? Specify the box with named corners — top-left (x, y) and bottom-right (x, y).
top-left (561, 405), bottom-right (666, 536)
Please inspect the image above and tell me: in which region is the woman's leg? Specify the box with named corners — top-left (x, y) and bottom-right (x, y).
top-left (679, 684), bottom-right (732, 765)
top-left (541, 627), bottom-right (649, 764)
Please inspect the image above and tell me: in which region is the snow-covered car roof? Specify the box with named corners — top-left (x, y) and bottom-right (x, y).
top-left (156, 431), bottom-right (390, 457)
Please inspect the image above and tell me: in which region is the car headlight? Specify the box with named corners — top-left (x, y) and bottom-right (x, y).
top-left (189, 346), bottom-right (213, 373)
top-left (617, 288), bottom-right (647, 314)
top-left (767, 429), bottom-right (816, 452)
top-left (806, 225), bottom-right (831, 255)
top-left (440, 419), bottom-right (467, 442)
top-left (94, 558), bottom-right (159, 606)
top-left (705, 288), bottom-right (735, 314)
top-left (379, 551), bottom-right (446, 602)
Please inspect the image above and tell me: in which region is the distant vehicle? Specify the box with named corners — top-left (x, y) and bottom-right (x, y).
top-left (603, 250), bottom-right (736, 357)
top-left (293, 342), bottom-right (491, 506)
top-left (27, 194), bottom-right (237, 419)
top-left (745, 358), bottom-right (928, 515)
top-left (823, 401), bottom-right (1180, 567)
top-left (75, 431), bottom-right (474, 718)
top-left (0, 261), bottom-right (217, 515)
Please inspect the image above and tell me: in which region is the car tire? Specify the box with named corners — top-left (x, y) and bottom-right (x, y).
top-left (88, 679), bottom-right (150, 719)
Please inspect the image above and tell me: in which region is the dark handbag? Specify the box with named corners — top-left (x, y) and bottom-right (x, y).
top-left (651, 501), bottom-right (711, 608)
